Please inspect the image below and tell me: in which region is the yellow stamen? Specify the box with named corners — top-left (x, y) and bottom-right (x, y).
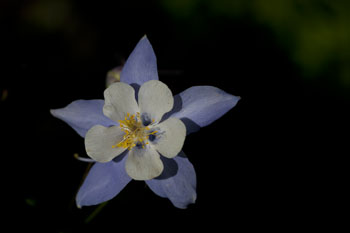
top-left (112, 112), bottom-right (157, 150)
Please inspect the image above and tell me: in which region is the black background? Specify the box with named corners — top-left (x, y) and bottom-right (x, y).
top-left (1, 0), bottom-right (348, 232)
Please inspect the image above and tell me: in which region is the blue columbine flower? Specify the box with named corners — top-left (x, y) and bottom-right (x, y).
top-left (50, 36), bottom-right (240, 209)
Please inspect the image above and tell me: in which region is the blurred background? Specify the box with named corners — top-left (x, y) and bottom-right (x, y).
top-left (1, 0), bottom-right (348, 232)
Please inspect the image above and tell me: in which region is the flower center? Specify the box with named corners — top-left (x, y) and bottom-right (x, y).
top-left (113, 112), bottom-right (157, 150)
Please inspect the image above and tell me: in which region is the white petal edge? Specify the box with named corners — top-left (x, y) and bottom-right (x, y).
top-left (125, 147), bottom-right (164, 180)
top-left (85, 125), bottom-right (126, 162)
top-left (153, 118), bottom-right (186, 158)
top-left (103, 82), bottom-right (139, 122)
top-left (138, 80), bottom-right (174, 123)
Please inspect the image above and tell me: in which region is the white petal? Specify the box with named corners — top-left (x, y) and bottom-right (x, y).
top-left (125, 147), bottom-right (164, 180)
top-left (153, 118), bottom-right (186, 158)
top-left (138, 80), bottom-right (174, 122)
top-left (103, 82), bottom-right (139, 122)
top-left (85, 125), bottom-right (126, 162)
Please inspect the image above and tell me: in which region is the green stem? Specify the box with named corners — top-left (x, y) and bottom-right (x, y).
top-left (85, 201), bottom-right (109, 224)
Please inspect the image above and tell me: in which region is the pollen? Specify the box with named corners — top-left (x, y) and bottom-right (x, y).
top-left (112, 112), bottom-right (158, 150)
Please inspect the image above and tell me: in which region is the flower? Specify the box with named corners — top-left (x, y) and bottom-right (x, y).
top-left (50, 36), bottom-right (240, 209)
top-left (85, 79), bottom-right (186, 181)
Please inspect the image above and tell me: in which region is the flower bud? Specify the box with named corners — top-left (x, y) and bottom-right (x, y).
top-left (106, 66), bottom-right (123, 87)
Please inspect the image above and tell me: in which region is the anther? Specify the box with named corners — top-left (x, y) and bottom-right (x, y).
top-left (112, 112), bottom-right (158, 150)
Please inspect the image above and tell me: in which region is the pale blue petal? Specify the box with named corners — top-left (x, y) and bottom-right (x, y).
top-left (120, 36), bottom-right (158, 86)
top-left (146, 151), bottom-right (197, 209)
top-left (168, 86), bottom-right (240, 134)
top-left (50, 99), bottom-right (116, 137)
top-left (76, 154), bottom-right (131, 207)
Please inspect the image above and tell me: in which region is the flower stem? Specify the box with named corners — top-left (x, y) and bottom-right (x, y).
top-left (84, 201), bottom-right (109, 224)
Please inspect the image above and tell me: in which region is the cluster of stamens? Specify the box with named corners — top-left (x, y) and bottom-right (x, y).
top-left (112, 112), bottom-right (157, 150)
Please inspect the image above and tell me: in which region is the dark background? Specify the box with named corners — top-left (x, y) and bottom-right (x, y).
top-left (1, 0), bottom-right (348, 232)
